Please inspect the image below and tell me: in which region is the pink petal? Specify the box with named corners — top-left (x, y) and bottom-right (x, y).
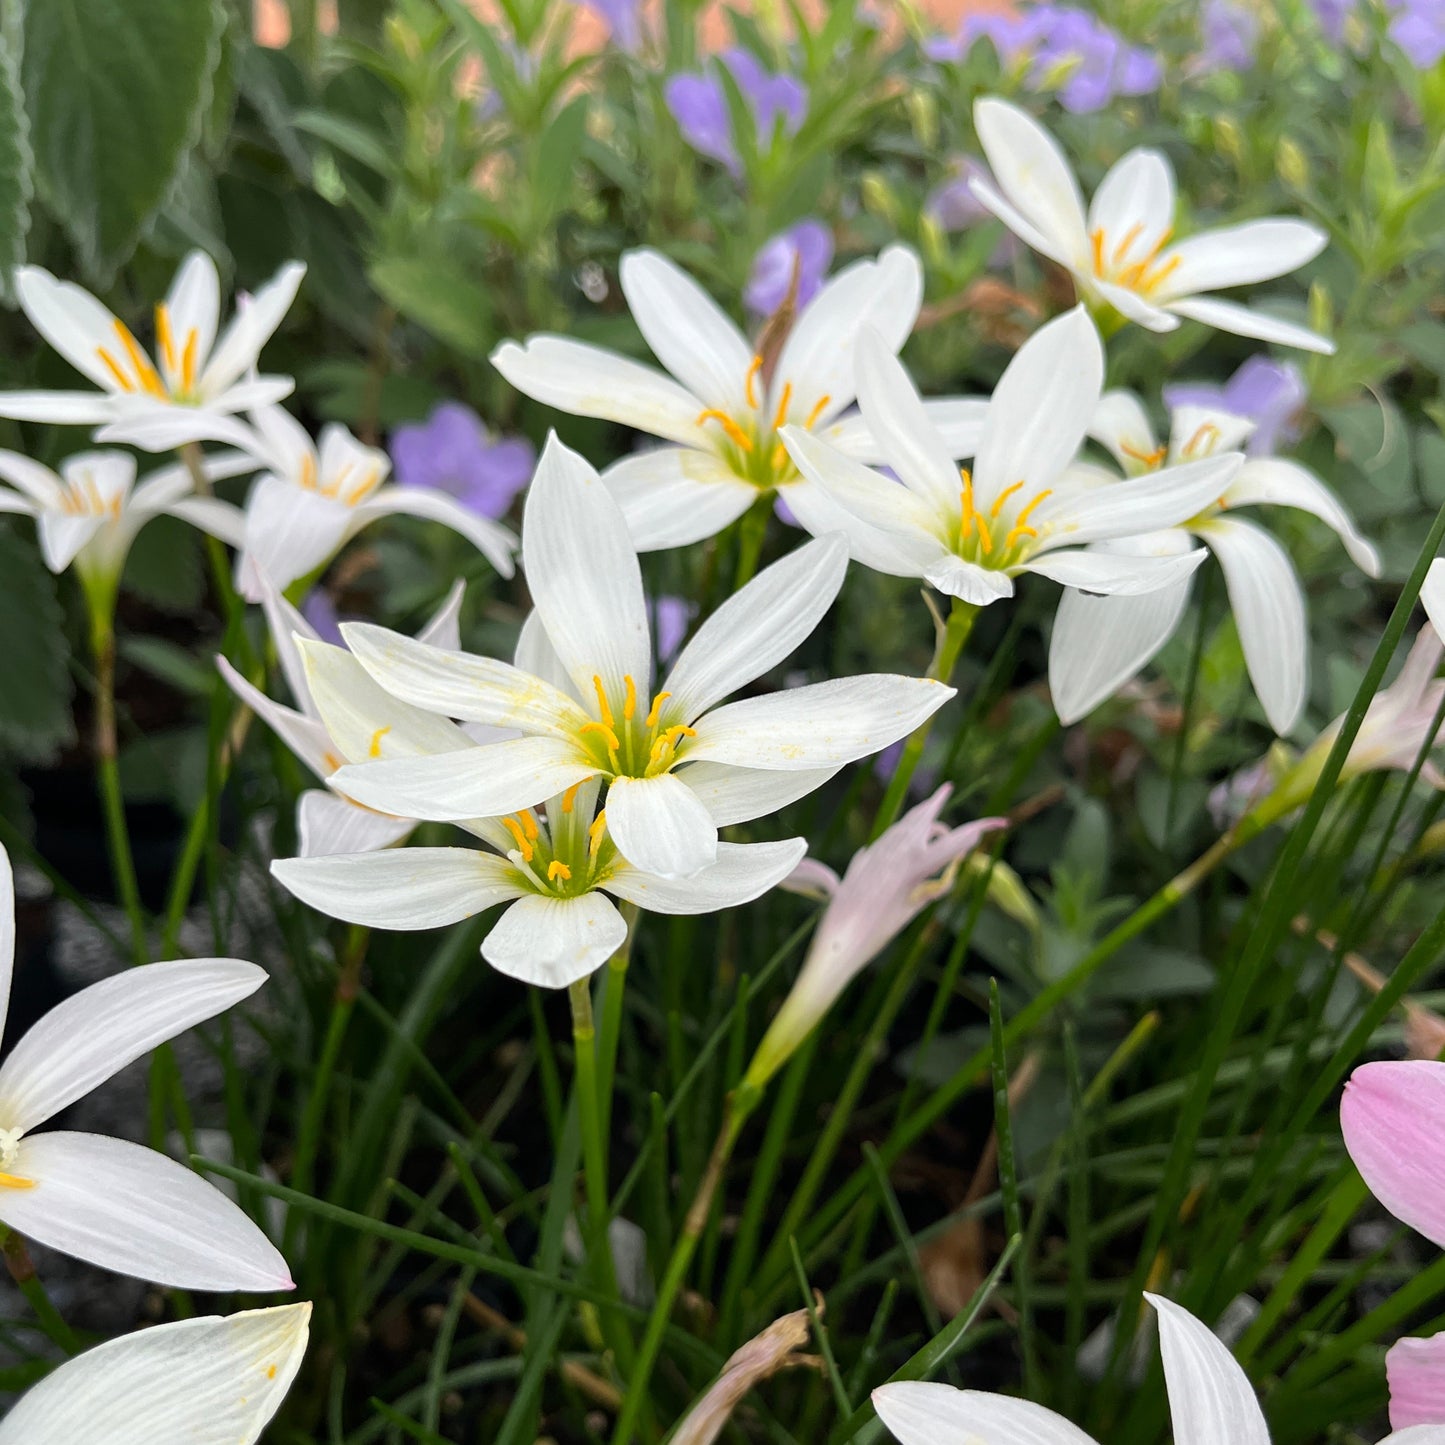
top-left (1389, 1333), bottom-right (1445, 1430)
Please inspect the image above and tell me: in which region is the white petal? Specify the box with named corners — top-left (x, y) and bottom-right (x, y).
top-left (972, 98), bottom-right (1090, 265)
top-left (0, 1303), bottom-right (310, 1445)
top-left (523, 433), bottom-right (652, 699)
top-left (296, 790), bottom-right (414, 857)
top-left (515, 608), bottom-right (583, 701)
top-left (781, 465), bottom-right (947, 579)
top-left (342, 621), bottom-right (593, 735)
top-left (605, 773), bottom-right (718, 878)
top-left (923, 554), bottom-right (1016, 606)
top-left (619, 248), bottom-right (752, 414)
top-left (418, 578), bottom-right (468, 651)
top-left (353, 486), bottom-right (517, 578)
top-left (272, 847), bottom-right (522, 928)
top-left (216, 656), bottom-right (337, 779)
top-left (1167, 296), bottom-right (1334, 354)
top-left (687, 676), bottom-right (954, 769)
top-left (1088, 390), bottom-right (1158, 473)
top-left (774, 244), bottom-right (924, 423)
top-left (1380, 1432), bottom-right (1445, 1445)
top-left (1023, 544), bottom-right (1206, 596)
top-left (852, 328), bottom-right (964, 513)
top-left (482, 892), bottom-right (627, 988)
top-left (206, 376), bottom-right (295, 413)
top-left (37, 514), bottom-right (104, 573)
top-left (1093, 278), bottom-right (1182, 332)
top-left (606, 837), bottom-right (807, 914)
top-left (1225, 457), bottom-right (1380, 575)
top-left (201, 261), bottom-right (306, 395)
top-left (1146, 1293), bottom-right (1270, 1445)
top-left (96, 403), bottom-right (261, 453)
top-left (1167, 404), bottom-right (1256, 461)
top-left (1425, 558), bottom-right (1445, 646)
top-left (166, 495), bottom-right (247, 547)
top-left (824, 396), bottom-right (990, 464)
top-left (0, 490), bottom-right (35, 517)
top-left (0, 1131), bottom-right (292, 1291)
top-left (1155, 220), bottom-right (1327, 298)
top-left (163, 252), bottom-right (221, 379)
top-left (967, 176), bottom-right (1082, 271)
top-left (1087, 149), bottom-right (1175, 255)
top-left (0, 390), bottom-right (116, 423)
top-left (972, 306), bottom-right (1102, 510)
top-left (1199, 515), bottom-right (1308, 734)
top-left (318, 421), bottom-right (390, 494)
top-left (14, 267), bottom-right (125, 390)
top-left (491, 335), bottom-right (709, 448)
top-left (602, 445), bottom-right (758, 551)
top-left (664, 535), bottom-right (848, 719)
top-left (0, 958), bottom-right (265, 1133)
top-left (255, 576), bottom-right (318, 710)
top-left (0, 450), bottom-right (64, 506)
top-left (330, 737), bottom-right (596, 822)
top-left (676, 761), bottom-right (840, 825)
top-left (873, 1381), bottom-right (1100, 1445)
top-left (239, 475), bottom-right (349, 598)
top-left (0, 844), bottom-right (11, 1047)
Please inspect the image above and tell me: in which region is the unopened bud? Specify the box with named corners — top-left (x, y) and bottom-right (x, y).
top-left (860, 172), bottom-right (900, 227)
top-left (906, 90), bottom-right (939, 150)
top-left (1214, 116), bottom-right (1243, 166)
top-left (1276, 138), bottom-right (1308, 194)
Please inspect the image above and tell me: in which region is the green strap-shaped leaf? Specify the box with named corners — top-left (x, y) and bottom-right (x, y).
top-left (22, 0), bottom-right (224, 281)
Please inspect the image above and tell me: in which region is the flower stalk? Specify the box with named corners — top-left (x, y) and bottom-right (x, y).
top-left (0, 1225), bottom-right (78, 1355)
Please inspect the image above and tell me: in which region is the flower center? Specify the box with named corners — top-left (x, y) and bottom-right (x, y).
top-left (955, 469), bottom-right (1053, 570)
top-left (694, 352), bottom-right (831, 491)
top-left (95, 317), bottom-right (170, 400)
top-left (577, 674), bottom-right (695, 779)
top-left (499, 795), bottom-right (615, 899)
top-left (58, 468), bottom-right (123, 519)
top-left (153, 303), bottom-right (202, 401)
top-left (295, 454), bottom-right (383, 507)
top-left (0, 1127), bottom-right (33, 1189)
top-left (1088, 223), bottom-right (1181, 297)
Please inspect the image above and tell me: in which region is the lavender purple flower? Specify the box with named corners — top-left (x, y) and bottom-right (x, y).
top-left (1199, 0), bottom-right (1259, 71)
top-left (1164, 356), bottom-right (1308, 458)
top-left (390, 402), bottom-right (535, 521)
top-left (665, 48), bottom-right (807, 175)
top-left (744, 220), bottom-right (833, 315)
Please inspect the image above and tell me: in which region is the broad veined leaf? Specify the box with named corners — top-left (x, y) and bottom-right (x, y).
top-left (0, 525), bottom-right (74, 765)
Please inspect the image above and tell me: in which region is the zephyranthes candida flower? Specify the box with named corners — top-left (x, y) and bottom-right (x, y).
top-left (874, 1292), bottom-right (1443, 1444)
top-left (323, 433), bottom-right (953, 880)
top-left (782, 308), bottom-right (1239, 613)
top-left (491, 245), bottom-right (987, 549)
top-left (970, 97), bottom-right (1333, 352)
top-left (0, 1302), bottom-right (310, 1444)
top-left (0, 845), bottom-right (291, 1291)
top-left (0, 250), bottom-right (304, 430)
top-left (1050, 388), bottom-right (1379, 733)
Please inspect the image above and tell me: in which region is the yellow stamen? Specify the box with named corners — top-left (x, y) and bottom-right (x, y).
top-left (770, 441), bottom-right (786, 473)
top-left (561, 782), bottom-right (582, 814)
top-left (1142, 254), bottom-right (1181, 294)
top-left (1183, 422), bottom-right (1221, 458)
top-left (580, 720), bottom-right (622, 753)
top-left (650, 723), bottom-right (697, 767)
top-left (96, 348), bottom-right (134, 392)
top-left (299, 454), bottom-right (318, 492)
top-left (1121, 440), bottom-right (1168, 466)
top-left (591, 675), bottom-right (614, 729)
top-left (114, 321), bottom-right (166, 397)
top-left (1002, 488), bottom-right (1054, 552)
top-left (622, 674), bottom-right (637, 722)
top-left (990, 480), bottom-right (1025, 518)
top-left (323, 462), bottom-right (352, 501)
top-left (367, 725), bottom-right (392, 759)
top-left (1002, 522), bottom-right (1038, 549)
top-left (803, 393), bottom-right (832, 430)
top-left (645, 690), bottom-right (672, 728)
top-left (501, 816), bottom-right (535, 862)
top-left (154, 303), bottom-right (177, 373)
top-left (696, 408), bottom-right (754, 452)
top-left (0, 1173), bottom-right (34, 1190)
top-left (1013, 488), bottom-right (1053, 530)
top-left (975, 512), bottom-right (995, 554)
top-left (745, 353), bottom-right (763, 410)
top-left (519, 810), bottom-right (539, 841)
top-left (1111, 222), bottom-right (1144, 265)
top-left (180, 330), bottom-right (199, 393)
top-left (344, 470), bottom-right (377, 506)
top-left (323, 751), bottom-right (344, 773)
top-left (771, 381), bottom-right (793, 432)
top-left (1090, 228), bottom-right (1105, 274)
top-left (589, 810), bottom-right (608, 857)
top-left (547, 860), bottom-right (572, 882)
top-left (959, 467), bottom-right (976, 541)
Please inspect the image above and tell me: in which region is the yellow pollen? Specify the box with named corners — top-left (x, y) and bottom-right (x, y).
top-left (580, 720), bottom-right (621, 753)
top-left (1111, 222), bottom-right (1145, 265)
top-left (114, 320), bottom-right (166, 397)
top-left (990, 480), bottom-right (1025, 518)
top-left (561, 782), bottom-right (582, 814)
top-left (696, 408), bottom-right (754, 452)
top-left (501, 816), bottom-right (534, 862)
top-left (975, 512), bottom-right (995, 554)
top-left (622, 674), bottom-right (637, 722)
top-left (547, 860), bottom-right (572, 882)
top-left (1003, 522), bottom-right (1038, 549)
top-left (1184, 423), bottom-right (1220, 457)
top-left (1013, 488), bottom-right (1053, 530)
top-left (803, 393), bottom-right (832, 430)
top-left (591, 675), bottom-right (614, 728)
top-left (1090, 228), bottom-right (1105, 274)
top-left (367, 725), bottom-right (392, 759)
top-left (0, 1173), bottom-right (34, 1190)
top-left (1121, 440), bottom-right (1168, 466)
top-left (519, 810), bottom-right (539, 841)
top-left (96, 347), bottom-right (134, 391)
top-left (771, 381), bottom-right (793, 432)
top-left (745, 353), bottom-right (763, 409)
top-left (645, 690), bottom-right (671, 727)
top-left (155, 303), bottom-right (177, 372)
top-left (267, 1365), bottom-right (278, 1380)
top-left (589, 810), bottom-right (608, 856)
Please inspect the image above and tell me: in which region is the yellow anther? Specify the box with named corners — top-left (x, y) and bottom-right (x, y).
top-left (1013, 488), bottom-right (1053, 529)
top-left (622, 674), bottom-right (637, 722)
top-left (990, 480), bottom-right (1025, 518)
top-left (323, 462), bottom-right (352, 501)
top-left (589, 810), bottom-right (608, 856)
top-left (803, 393), bottom-right (832, 429)
top-left (1111, 222), bottom-right (1144, 265)
top-left (344, 470), bottom-right (378, 506)
top-left (649, 723), bottom-right (697, 767)
top-left (323, 751), bottom-right (344, 773)
top-left (745, 353), bottom-right (763, 410)
top-left (591, 675), bottom-right (614, 728)
top-left (1003, 522), bottom-right (1038, 549)
top-left (1001, 489), bottom-right (1053, 553)
top-left (181, 329), bottom-right (199, 393)
top-left (155, 303), bottom-right (177, 372)
top-left (367, 725), bottom-right (392, 759)
top-left (561, 782), bottom-right (582, 814)
top-left (1183, 423), bottom-right (1220, 458)
top-left (1121, 440), bottom-right (1168, 467)
top-left (1141, 254), bottom-right (1181, 294)
top-left (547, 860), bottom-right (572, 883)
top-left (580, 720), bottom-right (621, 753)
top-left (96, 347), bottom-right (134, 392)
top-left (1090, 228), bottom-right (1105, 274)
top-left (267, 1365), bottom-right (278, 1381)
top-left (697, 409), bottom-right (754, 452)
top-left (770, 441), bottom-right (786, 472)
top-left (0, 1173), bottom-right (34, 1190)
top-left (501, 816), bottom-right (535, 862)
top-left (645, 690), bottom-right (672, 728)
top-left (299, 454), bottom-right (318, 492)
top-left (771, 381), bottom-right (793, 432)
top-left (959, 468), bottom-right (976, 541)
top-left (975, 511), bottom-right (995, 554)
top-left (114, 320), bottom-right (166, 397)
top-left (519, 810), bottom-right (539, 841)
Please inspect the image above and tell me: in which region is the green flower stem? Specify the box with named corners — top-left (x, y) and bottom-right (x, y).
top-left (732, 491), bottom-right (773, 591)
top-left (610, 1084), bottom-right (758, 1445)
top-left (596, 905), bottom-right (639, 1145)
top-left (871, 598), bottom-right (978, 839)
top-left (0, 1225), bottom-right (78, 1354)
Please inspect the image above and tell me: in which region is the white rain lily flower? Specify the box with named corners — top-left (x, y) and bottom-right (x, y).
top-left (272, 777), bottom-right (807, 990)
top-left (970, 97), bottom-right (1334, 353)
top-left (745, 786), bottom-right (1003, 1091)
top-left (0, 447), bottom-right (249, 599)
top-left (324, 434), bottom-right (953, 881)
top-left (0, 1302), bottom-right (310, 1445)
top-left (217, 578), bottom-right (479, 857)
top-left (492, 245), bottom-right (989, 550)
top-left (873, 1292), bottom-right (1443, 1445)
top-left (0, 250), bottom-right (305, 430)
top-left (104, 404), bottom-right (517, 598)
top-left (1049, 389), bottom-right (1380, 734)
top-left (782, 309), bottom-right (1239, 615)
top-left (1424, 558), bottom-right (1445, 644)
top-left (0, 845), bottom-right (292, 1291)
